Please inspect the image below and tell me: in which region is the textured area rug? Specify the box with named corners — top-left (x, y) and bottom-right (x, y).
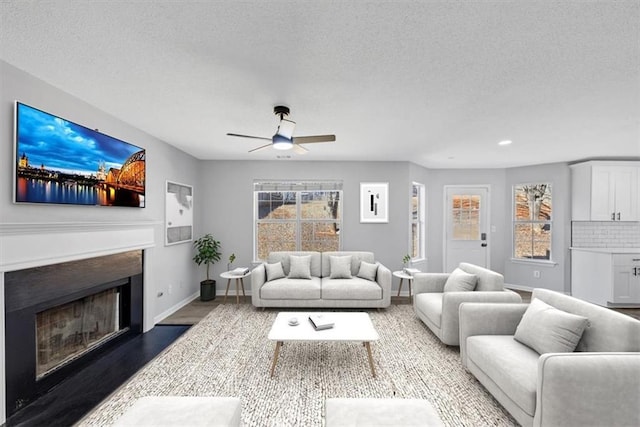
top-left (79, 305), bottom-right (518, 426)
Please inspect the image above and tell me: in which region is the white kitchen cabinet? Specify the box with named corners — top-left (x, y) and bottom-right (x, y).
top-left (571, 161), bottom-right (639, 221)
top-left (571, 248), bottom-right (640, 307)
top-left (613, 254), bottom-right (640, 303)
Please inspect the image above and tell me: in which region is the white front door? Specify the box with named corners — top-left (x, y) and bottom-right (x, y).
top-left (444, 186), bottom-right (490, 272)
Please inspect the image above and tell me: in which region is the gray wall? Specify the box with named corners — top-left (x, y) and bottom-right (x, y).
top-left (424, 168), bottom-right (508, 274)
top-left (198, 160), bottom-right (417, 292)
top-left (0, 60), bottom-right (202, 319)
top-left (2, 58), bottom-right (574, 308)
top-left (503, 162), bottom-right (571, 293)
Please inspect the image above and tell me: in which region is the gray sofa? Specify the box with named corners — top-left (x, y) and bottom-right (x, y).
top-left (251, 251), bottom-right (391, 308)
top-left (413, 263), bottom-right (522, 345)
top-left (459, 288), bottom-right (640, 427)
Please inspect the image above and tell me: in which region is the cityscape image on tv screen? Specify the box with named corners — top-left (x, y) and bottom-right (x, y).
top-left (15, 102), bottom-right (145, 207)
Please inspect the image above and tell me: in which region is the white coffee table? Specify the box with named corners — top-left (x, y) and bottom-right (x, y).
top-left (268, 312), bottom-right (379, 378)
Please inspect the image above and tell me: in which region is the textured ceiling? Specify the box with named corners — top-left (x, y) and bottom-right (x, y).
top-left (1, 1), bottom-right (638, 168)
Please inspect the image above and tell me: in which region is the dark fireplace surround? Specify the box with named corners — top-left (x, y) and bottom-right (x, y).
top-left (4, 251), bottom-right (143, 416)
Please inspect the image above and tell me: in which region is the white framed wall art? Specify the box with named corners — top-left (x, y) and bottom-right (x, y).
top-left (165, 180), bottom-right (193, 245)
top-left (360, 182), bottom-right (389, 223)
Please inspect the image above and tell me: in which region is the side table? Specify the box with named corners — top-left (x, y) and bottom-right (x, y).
top-left (220, 271), bottom-right (251, 305)
top-left (392, 270), bottom-right (416, 299)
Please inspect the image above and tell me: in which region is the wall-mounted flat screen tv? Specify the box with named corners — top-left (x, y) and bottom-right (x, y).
top-left (14, 102), bottom-right (145, 207)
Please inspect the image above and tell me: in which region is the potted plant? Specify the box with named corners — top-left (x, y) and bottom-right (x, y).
top-left (193, 234), bottom-right (222, 301)
top-left (227, 253), bottom-right (236, 271)
top-left (402, 254), bottom-right (411, 268)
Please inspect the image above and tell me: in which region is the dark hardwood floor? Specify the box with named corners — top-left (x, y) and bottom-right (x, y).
top-left (6, 325), bottom-right (189, 427)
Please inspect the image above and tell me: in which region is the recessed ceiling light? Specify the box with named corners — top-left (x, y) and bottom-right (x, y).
top-left (498, 140), bottom-right (513, 146)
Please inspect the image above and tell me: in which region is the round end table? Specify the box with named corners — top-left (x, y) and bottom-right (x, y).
top-left (392, 270), bottom-right (417, 299)
top-left (220, 271), bottom-right (251, 305)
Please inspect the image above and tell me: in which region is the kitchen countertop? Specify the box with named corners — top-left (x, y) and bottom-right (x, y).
top-left (570, 247), bottom-right (640, 254)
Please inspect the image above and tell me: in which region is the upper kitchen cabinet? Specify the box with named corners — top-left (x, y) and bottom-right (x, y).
top-left (571, 161), bottom-right (639, 221)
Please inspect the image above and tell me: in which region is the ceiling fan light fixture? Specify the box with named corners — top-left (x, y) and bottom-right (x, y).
top-left (272, 134), bottom-right (294, 150)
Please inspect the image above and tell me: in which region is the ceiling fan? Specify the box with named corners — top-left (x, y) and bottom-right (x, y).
top-left (227, 106), bottom-right (336, 154)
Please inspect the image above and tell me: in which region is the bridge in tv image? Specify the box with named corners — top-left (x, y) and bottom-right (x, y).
top-left (16, 149), bottom-right (146, 207)
top-left (15, 102), bottom-right (146, 207)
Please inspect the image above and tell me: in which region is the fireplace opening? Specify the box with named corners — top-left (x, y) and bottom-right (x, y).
top-left (36, 287), bottom-right (128, 379)
top-left (5, 250), bottom-right (143, 417)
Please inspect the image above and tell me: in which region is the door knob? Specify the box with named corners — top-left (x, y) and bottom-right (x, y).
top-left (481, 243), bottom-right (488, 247)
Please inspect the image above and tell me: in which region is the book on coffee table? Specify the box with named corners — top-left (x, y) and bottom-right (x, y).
top-left (308, 314), bottom-right (335, 330)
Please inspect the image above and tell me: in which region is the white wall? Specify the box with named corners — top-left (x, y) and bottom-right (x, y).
top-left (0, 60), bottom-right (202, 321)
top-left (503, 162), bottom-right (571, 293)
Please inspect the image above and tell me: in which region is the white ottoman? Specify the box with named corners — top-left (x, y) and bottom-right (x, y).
top-left (325, 398), bottom-right (444, 426)
top-left (113, 396), bottom-right (241, 426)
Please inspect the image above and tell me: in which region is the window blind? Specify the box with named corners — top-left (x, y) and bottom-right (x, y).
top-left (253, 180), bottom-right (343, 192)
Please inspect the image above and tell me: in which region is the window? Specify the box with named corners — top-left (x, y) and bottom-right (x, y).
top-left (411, 182), bottom-right (425, 260)
top-left (254, 181), bottom-right (342, 261)
top-left (513, 183), bottom-right (552, 260)
top-left (451, 194), bottom-right (481, 240)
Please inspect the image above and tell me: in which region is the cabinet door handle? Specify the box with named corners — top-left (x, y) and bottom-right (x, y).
top-left (612, 212), bottom-right (616, 220)
top-left (617, 212), bottom-right (621, 221)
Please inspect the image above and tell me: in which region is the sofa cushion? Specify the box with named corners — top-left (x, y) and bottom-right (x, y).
top-left (260, 277), bottom-right (322, 300)
top-left (532, 288), bottom-right (640, 352)
top-left (514, 298), bottom-right (588, 354)
top-left (265, 261), bottom-right (285, 281)
top-left (459, 262), bottom-right (504, 292)
top-left (322, 278), bottom-right (382, 300)
top-left (330, 255), bottom-right (353, 279)
top-left (414, 293), bottom-right (443, 328)
top-left (466, 335), bottom-right (539, 417)
top-left (321, 252), bottom-right (375, 277)
top-left (356, 261), bottom-right (378, 281)
top-left (288, 255), bottom-right (312, 279)
top-left (268, 252), bottom-right (321, 277)
top-left (443, 268), bottom-right (477, 292)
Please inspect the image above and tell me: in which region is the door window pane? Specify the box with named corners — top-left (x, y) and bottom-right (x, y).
top-left (452, 195), bottom-right (480, 240)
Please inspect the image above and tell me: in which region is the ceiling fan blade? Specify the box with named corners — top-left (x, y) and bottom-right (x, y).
top-left (293, 135), bottom-right (336, 144)
top-left (292, 144), bottom-right (309, 155)
top-left (227, 133), bottom-right (271, 141)
top-left (248, 143), bottom-right (273, 153)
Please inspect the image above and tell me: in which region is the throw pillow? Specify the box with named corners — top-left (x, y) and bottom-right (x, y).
top-left (443, 268), bottom-right (477, 292)
top-left (514, 298), bottom-right (589, 354)
top-left (288, 255), bottom-right (312, 279)
top-left (330, 255), bottom-right (353, 279)
top-left (265, 261), bottom-right (285, 282)
top-left (356, 261), bottom-right (378, 281)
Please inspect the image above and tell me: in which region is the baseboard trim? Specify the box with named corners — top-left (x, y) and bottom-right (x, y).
top-left (154, 291), bottom-right (199, 325)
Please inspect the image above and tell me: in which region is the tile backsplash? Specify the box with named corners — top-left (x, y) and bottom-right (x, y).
top-left (572, 221), bottom-right (640, 248)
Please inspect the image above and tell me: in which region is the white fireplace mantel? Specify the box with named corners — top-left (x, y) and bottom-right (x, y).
top-left (0, 220), bottom-right (160, 424)
top-left (0, 221), bottom-right (159, 272)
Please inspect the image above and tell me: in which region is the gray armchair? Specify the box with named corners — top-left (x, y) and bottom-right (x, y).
top-left (459, 289), bottom-right (640, 427)
top-left (412, 262), bottom-right (521, 345)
